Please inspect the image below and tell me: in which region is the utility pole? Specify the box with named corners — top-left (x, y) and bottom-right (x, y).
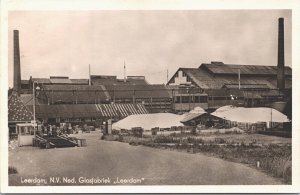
top-left (167, 69), bottom-right (169, 83)
top-left (270, 107), bottom-right (273, 129)
top-left (124, 61), bottom-right (126, 82)
top-left (238, 69), bottom-right (241, 90)
top-left (89, 64), bottom-right (91, 85)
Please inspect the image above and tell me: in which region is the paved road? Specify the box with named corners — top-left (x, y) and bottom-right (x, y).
top-left (9, 132), bottom-right (282, 185)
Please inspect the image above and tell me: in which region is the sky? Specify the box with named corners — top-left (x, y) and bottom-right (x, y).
top-left (8, 10), bottom-right (292, 87)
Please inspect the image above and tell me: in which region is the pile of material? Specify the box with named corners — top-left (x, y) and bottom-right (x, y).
top-left (112, 113), bottom-right (184, 130)
top-left (212, 106), bottom-right (290, 123)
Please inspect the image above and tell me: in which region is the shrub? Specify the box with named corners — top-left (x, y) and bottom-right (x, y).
top-left (118, 135), bottom-right (124, 142)
top-left (100, 134), bottom-right (105, 140)
top-left (8, 166), bottom-right (18, 174)
top-left (283, 157), bottom-right (292, 184)
top-left (112, 130), bottom-right (120, 135)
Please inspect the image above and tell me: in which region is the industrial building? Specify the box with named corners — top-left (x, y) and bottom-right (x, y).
top-left (167, 62), bottom-right (292, 110)
top-left (167, 18), bottom-right (292, 112)
top-left (8, 17), bottom-right (292, 130)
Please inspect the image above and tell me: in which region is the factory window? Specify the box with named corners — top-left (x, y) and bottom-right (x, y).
top-left (187, 77), bottom-right (191, 82)
top-left (212, 96), bottom-right (228, 101)
top-left (48, 118), bottom-right (56, 123)
top-left (200, 96), bottom-right (208, 103)
top-left (181, 96), bottom-right (190, 103)
top-left (175, 96), bottom-right (181, 103)
top-left (194, 96), bottom-right (199, 103)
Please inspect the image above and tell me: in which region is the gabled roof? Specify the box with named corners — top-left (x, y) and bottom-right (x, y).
top-left (8, 92), bottom-right (33, 122)
top-left (168, 62), bottom-right (292, 89)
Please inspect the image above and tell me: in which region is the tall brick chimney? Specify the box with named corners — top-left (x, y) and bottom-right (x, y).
top-left (13, 30), bottom-right (21, 93)
top-left (277, 18), bottom-right (285, 89)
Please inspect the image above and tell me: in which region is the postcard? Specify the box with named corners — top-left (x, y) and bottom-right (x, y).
top-left (1, 0), bottom-right (300, 193)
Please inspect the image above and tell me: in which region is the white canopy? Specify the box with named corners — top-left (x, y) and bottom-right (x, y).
top-left (112, 113), bottom-right (184, 130)
top-left (212, 106), bottom-right (290, 123)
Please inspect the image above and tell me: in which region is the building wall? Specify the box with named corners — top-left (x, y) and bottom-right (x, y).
top-left (173, 103), bottom-right (208, 112)
top-left (170, 70), bottom-right (192, 85)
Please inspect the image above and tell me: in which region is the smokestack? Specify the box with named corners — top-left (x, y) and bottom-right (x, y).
top-left (277, 18), bottom-right (285, 89)
top-left (13, 30), bottom-right (21, 93)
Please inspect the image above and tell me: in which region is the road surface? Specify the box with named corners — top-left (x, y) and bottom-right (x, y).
top-left (9, 132), bottom-right (282, 185)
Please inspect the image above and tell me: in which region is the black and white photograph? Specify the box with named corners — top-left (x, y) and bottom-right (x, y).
top-left (1, 0), bottom-right (300, 193)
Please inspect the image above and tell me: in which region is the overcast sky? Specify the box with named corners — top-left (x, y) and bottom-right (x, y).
top-left (8, 10), bottom-right (291, 87)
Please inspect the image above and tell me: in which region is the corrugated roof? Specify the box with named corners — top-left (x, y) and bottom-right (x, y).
top-left (104, 84), bottom-right (172, 99)
top-left (41, 85), bottom-right (110, 104)
top-left (126, 78), bottom-right (149, 85)
top-left (34, 103), bottom-right (148, 119)
top-left (179, 67), bottom-right (291, 89)
top-left (21, 80), bottom-right (29, 84)
top-left (201, 63), bottom-right (292, 76)
top-left (70, 79), bottom-right (89, 85)
top-left (50, 78), bottom-right (72, 84)
top-left (32, 78), bottom-right (51, 84)
top-left (42, 84), bottom-right (107, 91)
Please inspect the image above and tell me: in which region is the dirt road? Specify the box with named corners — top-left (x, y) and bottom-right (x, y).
top-left (9, 132), bottom-right (282, 185)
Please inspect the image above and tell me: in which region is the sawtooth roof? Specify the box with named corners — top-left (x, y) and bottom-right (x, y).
top-left (33, 103), bottom-right (148, 119)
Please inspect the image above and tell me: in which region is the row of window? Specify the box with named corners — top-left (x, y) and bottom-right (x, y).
top-left (175, 96), bottom-right (208, 103)
top-left (208, 96), bottom-right (244, 101)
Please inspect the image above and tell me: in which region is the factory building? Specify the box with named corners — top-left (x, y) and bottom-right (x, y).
top-left (167, 62), bottom-right (292, 110)
top-left (9, 17), bottom-right (292, 127)
top-left (167, 18), bottom-right (292, 112)
top-left (90, 75), bottom-right (149, 85)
